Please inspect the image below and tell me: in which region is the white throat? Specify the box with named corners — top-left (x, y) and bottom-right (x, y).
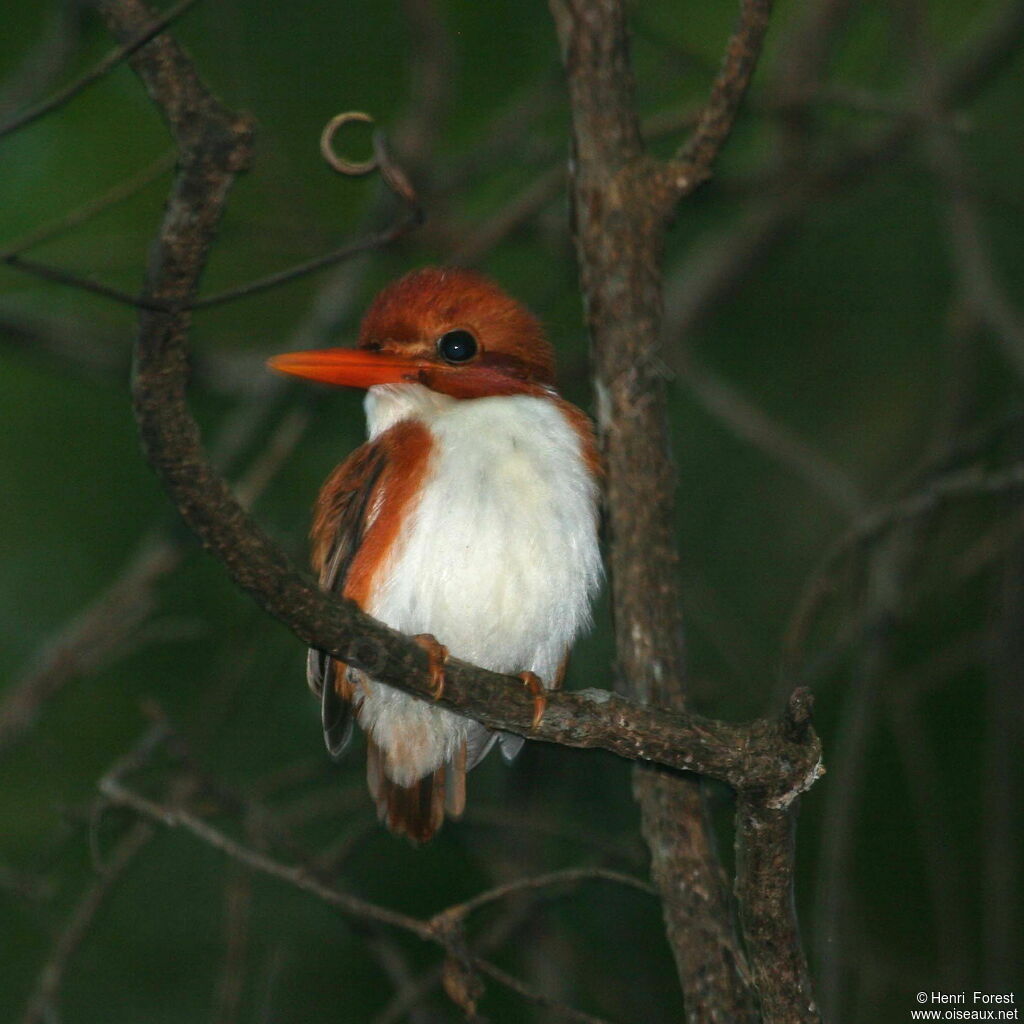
top-left (364, 383), bottom-right (455, 439)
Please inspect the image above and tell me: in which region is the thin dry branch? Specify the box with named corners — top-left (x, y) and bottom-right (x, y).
top-left (0, 0), bottom-right (201, 141)
top-left (212, 865), bottom-right (252, 1024)
top-left (0, 150), bottom-right (176, 262)
top-left (187, 212), bottom-right (422, 311)
top-left (928, 130), bottom-right (1024, 381)
top-left (673, 0), bottom-right (774, 186)
top-left (431, 866), bottom-right (655, 924)
top-left (0, 388), bottom-right (314, 759)
top-left (983, 546), bottom-right (1024, 988)
top-left (98, 757), bottom-right (622, 1024)
top-left (101, 767), bottom-right (434, 938)
top-left (785, 460), bottom-right (1024, 667)
top-left (372, 897), bottom-right (539, 1024)
top-left (4, 209), bottom-right (422, 314)
top-left (0, 3), bottom-right (86, 120)
top-left (19, 821), bottom-right (155, 1024)
top-left (677, 355), bottom-right (864, 516)
top-left (0, 536), bottom-right (179, 756)
top-left (0, 313), bottom-right (129, 383)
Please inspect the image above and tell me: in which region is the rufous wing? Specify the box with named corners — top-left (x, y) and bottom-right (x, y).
top-left (310, 421), bottom-right (465, 843)
top-left (308, 440), bottom-right (390, 759)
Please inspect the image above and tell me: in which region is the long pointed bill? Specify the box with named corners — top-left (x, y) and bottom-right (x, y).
top-left (266, 348), bottom-right (428, 389)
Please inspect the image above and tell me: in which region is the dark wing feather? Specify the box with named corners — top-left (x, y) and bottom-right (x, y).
top-left (307, 441), bottom-right (390, 759)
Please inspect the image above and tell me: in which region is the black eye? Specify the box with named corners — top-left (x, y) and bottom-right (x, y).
top-left (437, 329), bottom-right (478, 363)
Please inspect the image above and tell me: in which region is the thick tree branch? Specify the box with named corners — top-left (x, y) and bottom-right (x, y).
top-left (548, 0), bottom-right (762, 1020)
top-left (548, 2), bottom-right (822, 1022)
top-left (734, 798), bottom-right (819, 1023)
top-left (85, 0), bottom-right (821, 806)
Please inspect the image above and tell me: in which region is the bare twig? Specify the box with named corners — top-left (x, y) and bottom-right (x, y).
top-left (212, 866), bottom-right (252, 1024)
top-left (785, 460), bottom-right (1024, 667)
top-left (0, 2), bottom-right (86, 120)
top-left (0, 313), bottom-right (129, 383)
top-left (449, 163), bottom-right (565, 265)
top-left (394, 0), bottom-right (453, 165)
top-left (431, 867), bottom-right (655, 924)
top-left (0, 388), bottom-right (316, 760)
top-left (928, 131), bottom-right (1024, 382)
top-left (4, 211), bottom-right (422, 314)
top-left (673, 0), bottom-right (775, 189)
top-left (886, 689), bottom-right (968, 983)
top-left (0, 536), bottom-right (180, 756)
top-left (0, 150), bottom-right (176, 261)
top-left (320, 111), bottom-right (377, 175)
top-left (188, 214), bottom-right (420, 311)
top-left (5, 105), bottom-right (421, 316)
top-left (102, 769), bottom-right (434, 936)
top-left (19, 821), bottom-right (155, 1024)
top-left (0, 0), bottom-right (202, 142)
top-left (372, 897), bottom-right (538, 1024)
top-left (3, 252), bottom-right (162, 308)
top-left (98, 764), bottom-right (625, 1024)
top-left (983, 545), bottom-right (1024, 988)
top-left (678, 356), bottom-right (864, 516)
top-left (812, 525), bottom-right (913, 1018)
top-left (473, 960), bottom-right (621, 1024)
top-left (0, 863), bottom-right (53, 904)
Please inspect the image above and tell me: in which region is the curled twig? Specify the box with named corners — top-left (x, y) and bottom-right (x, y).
top-left (320, 110), bottom-right (378, 175)
top-left (319, 110), bottom-right (420, 211)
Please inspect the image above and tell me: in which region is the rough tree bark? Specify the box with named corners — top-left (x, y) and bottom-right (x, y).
top-left (549, 0), bottom-right (755, 1013)
top-left (549, 1), bottom-right (819, 1021)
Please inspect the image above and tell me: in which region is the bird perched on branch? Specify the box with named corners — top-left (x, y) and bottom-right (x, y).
top-left (269, 268), bottom-right (602, 842)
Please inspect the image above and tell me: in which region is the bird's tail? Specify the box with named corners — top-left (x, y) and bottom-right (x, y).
top-left (366, 739), bottom-right (467, 843)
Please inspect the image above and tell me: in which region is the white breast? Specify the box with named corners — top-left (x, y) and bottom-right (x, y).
top-left (354, 384), bottom-right (602, 785)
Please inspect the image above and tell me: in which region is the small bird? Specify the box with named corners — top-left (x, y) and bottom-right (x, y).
top-left (268, 267), bottom-right (602, 842)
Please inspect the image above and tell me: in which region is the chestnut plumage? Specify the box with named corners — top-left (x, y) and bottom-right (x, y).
top-left (269, 267), bottom-right (602, 842)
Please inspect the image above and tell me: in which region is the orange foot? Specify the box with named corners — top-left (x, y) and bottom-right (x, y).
top-left (412, 634), bottom-right (449, 700)
top-left (519, 671), bottom-right (548, 729)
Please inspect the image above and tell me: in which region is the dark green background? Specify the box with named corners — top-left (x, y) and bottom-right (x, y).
top-left (1, 1), bottom-right (1022, 1021)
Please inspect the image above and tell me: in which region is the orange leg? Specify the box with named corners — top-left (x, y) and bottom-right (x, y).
top-left (412, 634), bottom-right (449, 701)
top-left (519, 671), bottom-right (548, 729)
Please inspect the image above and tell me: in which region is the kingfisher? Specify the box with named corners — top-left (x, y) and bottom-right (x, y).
top-left (268, 268), bottom-right (602, 842)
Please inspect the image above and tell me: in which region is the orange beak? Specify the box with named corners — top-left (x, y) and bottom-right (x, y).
top-left (266, 348), bottom-right (428, 390)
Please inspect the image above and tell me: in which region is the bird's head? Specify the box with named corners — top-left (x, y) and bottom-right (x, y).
top-left (268, 267), bottom-right (556, 399)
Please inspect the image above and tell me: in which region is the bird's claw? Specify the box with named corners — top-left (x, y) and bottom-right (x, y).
top-left (413, 634), bottom-right (449, 700)
top-left (519, 671), bottom-right (547, 729)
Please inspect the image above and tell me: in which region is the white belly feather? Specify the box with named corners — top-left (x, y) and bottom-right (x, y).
top-left (354, 384), bottom-right (601, 785)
